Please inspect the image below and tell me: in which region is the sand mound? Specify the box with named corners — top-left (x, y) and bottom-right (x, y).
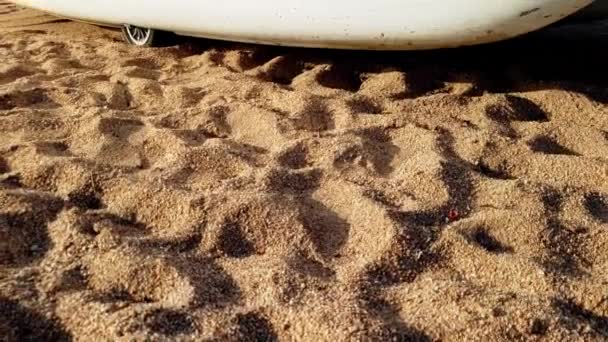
top-left (1, 2), bottom-right (607, 340)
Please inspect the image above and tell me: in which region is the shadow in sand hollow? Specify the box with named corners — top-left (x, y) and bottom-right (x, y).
top-left (465, 227), bottom-right (514, 254)
top-left (357, 285), bottom-right (433, 342)
top-left (365, 128), bottom-right (475, 283)
top-left (584, 192), bottom-right (608, 224)
top-left (166, 19), bottom-right (608, 104)
top-left (144, 309), bottom-right (196, 336)
top-left (0, 297), bottom-right (71, 341)
top-left (158, 253), bottom-right (241, 308)
top-left (0, 157), bottom-right (8, 174)
top-left (552, 298), bottom-right (608, 337)
top-left (538, 188), bottom-right (590, 281)
top-left (227, 311), bottom-right (279, 342)
top-left (0, 194), bottom-right (64, 266)
top-left (262, 166), bottom-right (352, 260)
top-left (299, 197), bottom-right (350, 258)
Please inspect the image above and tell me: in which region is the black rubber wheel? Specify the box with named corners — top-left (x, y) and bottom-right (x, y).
top-left (121, 24), bottom-right (173, 47)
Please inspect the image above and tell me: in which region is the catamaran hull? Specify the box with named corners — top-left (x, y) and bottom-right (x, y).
top-left (11, 0), bottom-right (595, 50)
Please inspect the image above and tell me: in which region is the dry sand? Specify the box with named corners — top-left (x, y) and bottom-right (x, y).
top-left (1, 2), bottom-right (607, 341)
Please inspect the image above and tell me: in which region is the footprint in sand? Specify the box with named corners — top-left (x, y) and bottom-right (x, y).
top-left (0, 191), bottom-right (63, 266)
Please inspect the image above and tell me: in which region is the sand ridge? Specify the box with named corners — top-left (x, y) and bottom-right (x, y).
top-left (1, 1), bottom-right (607, 341)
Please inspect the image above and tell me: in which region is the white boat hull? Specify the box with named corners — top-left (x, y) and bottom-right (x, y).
top-left (11, 0), bottom-right (595, 50)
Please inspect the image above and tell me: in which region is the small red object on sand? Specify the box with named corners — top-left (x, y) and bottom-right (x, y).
top-left (448, 208), bottom-right (459, 221)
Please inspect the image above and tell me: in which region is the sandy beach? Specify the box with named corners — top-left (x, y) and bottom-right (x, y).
top-left (1, 2), bottom-right (607, 341)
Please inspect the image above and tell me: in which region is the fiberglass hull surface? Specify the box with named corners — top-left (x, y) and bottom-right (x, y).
top-left (12, 0), bottom-right (595, 49)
